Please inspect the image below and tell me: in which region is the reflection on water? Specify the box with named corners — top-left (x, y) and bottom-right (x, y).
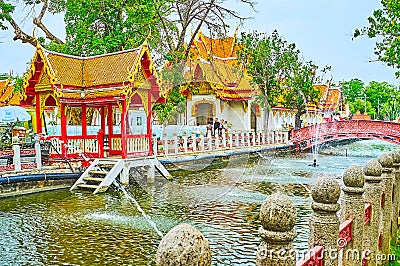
top-left (0, 140), bottom-right (396, 265)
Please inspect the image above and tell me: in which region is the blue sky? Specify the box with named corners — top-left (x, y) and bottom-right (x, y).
top-left (0, 0), bottom-right (398, 85)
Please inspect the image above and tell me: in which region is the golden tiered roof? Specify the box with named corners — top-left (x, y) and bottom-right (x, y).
top-left (0, 79), bottom-right (21, 106)
top-left (184, 31), bottom-right (256, 101)
top-left (44, 48), bottom-right (142, 87)
top-left (25, 41), bottom-right (162, 102)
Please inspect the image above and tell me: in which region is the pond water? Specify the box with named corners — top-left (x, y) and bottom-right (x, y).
top-left (0, 140), bottom-right (397, 265)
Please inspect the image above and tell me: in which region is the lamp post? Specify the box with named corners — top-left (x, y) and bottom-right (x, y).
top-left (364, 93), bottom-right (366, 114)
top-left (377, 98), bottom-right (380, 120)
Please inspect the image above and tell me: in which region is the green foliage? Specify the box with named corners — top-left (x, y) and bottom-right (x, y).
top-left (342, 79), bottom-right (400, 120)
top-left (12, 74), bottom-right (26, 93)
top-left (44, 0), bottom-right (167, 56)
top-left (236, 30), bottom-right (300, 107)
top-left (341, 78), bottom-right (365, 103)
top-left (153, 87), bottom-right (186, 124)
top-left (354, 0), bottom-right (400, 78)
top-left (237, 30), bottom-right (324, 128)
top-left (0, 1), bottom-right (15, 30)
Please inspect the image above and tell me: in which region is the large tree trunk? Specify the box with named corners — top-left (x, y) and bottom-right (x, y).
top-left (263, 101), bottom-right (270, 132)
top-left (295, 108), bottom-right (306, 129)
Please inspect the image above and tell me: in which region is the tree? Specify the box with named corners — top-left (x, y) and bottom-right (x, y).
top-left (236, 30), bottom-right (300, 129)
top-left (282, 60), bottom-right (323, 129)
top-left (354, 0), bottom-right (400, 78)
top-left (0, 0), bottom-right (255, 64)
top-left (236, 30), bottom-right (323, 129)
top-left (341, 78), bottom-right (365, 103)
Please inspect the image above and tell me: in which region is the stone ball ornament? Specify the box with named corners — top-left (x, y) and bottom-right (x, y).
top-left (259, 192), bottom-right (297, 232)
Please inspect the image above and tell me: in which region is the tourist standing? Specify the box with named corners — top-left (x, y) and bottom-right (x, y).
top-left (213, 118), bottom-right (220, 136)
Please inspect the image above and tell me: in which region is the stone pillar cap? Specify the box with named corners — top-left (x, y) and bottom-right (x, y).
top-left (343, 165), bottom-right (364, 188)
top-left (363, 158), bottom-right (383, 176)
top-left (390, 150), bottom-right (400, 164)
top-left (260, 192), bottom-right (297, 232)
top-left (311, 176), bottom-right (340, 204)
top-left (378, 153), bottom-right (394, 169)
top-left (156, 223), bottom-right (211, 266)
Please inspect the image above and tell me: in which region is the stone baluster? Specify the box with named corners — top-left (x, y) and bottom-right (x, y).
top-left (207, 131), bottom-right (212, 151)
top-left (377, 153), bottom-right (394, 258)
top-left (182, 135), bottom-right (188, 153)
top-left (200, 134), bottom-right (205, 152)
top-left (256, 193), bottom-right (297, 266)
top-left (229, 132), bottom-right (233, 148)
top-left (308, 176), bottom-right (340, 266)
top-left (193, 136), bottom-right (197, 152)
top-left (235, 132), bottom-right (239, 147)
top-left (390, 150), bottom-right (400, 242)
top-left (247, 131), bottom-right (251, 147)
top-left (241, 132), bottom-right (245, 147)
top-left (152, 136), bottom-right (158, 156)
top-left (363, 159), bottom-right (383, 266)
top-left (252, 131), bottom-right (256, 146)
top-left (339, 165), bottom-right (365, 266)
top-left (156, 223), bottom-right (211, 266)
top-left (262, 131), bottom-right (266, 145)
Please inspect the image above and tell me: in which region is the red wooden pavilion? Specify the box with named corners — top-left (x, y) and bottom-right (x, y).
top-left (22, 41), bottom-right (165, 160)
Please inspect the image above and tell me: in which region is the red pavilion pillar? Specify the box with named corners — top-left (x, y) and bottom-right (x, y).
top-left (121, 99), bottom-right (127, 159)
top-left (60, 102), bottom-right (67, 156)
top-left (35, 93), bottom-right (42, 134)
top-left (107, 104), bottom-right (113, 154)
top-left (81, 104), bottom-right (87, 137)
top-left (147, 90), bottom-right (153, 156)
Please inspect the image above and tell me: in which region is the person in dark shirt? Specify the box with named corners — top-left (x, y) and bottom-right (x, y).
top-left (213, 118), bottom-right (220, 136)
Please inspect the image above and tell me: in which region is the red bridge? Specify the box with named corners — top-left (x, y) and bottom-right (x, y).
top-left (292, 120), bottom-right (400, 150)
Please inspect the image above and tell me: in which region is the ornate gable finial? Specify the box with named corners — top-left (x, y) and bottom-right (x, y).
top-left (32, 28), bottom-right (41, 48)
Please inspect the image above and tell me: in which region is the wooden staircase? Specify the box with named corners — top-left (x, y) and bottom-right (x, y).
top-left (70, 156), bottom-right (171, 194)
top-left (70, 159), bottom-right (124, 194)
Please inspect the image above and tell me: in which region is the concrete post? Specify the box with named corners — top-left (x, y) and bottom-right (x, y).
top-left (236, 132), bottom-right (239, 147)
top-left (174, 137), bottom-right (178, 154)
top-left (308, 176), bottom-right (340, 266)
top-left (147, 163), bottom-right (155, 183)
top-left (222, 129), bottom-right (226, 148)
top-left (339, 165), bottom-right (365, 266)
top-left (13, 144), bottom-right (21, 171)
top-left (35, 141), bottom-right (42, 169)
top-left (152, 137), bottom-right (158, 156)
top-left (163, 131), bottom-right (168, 155)
top-left (120, 165), bottom-right (130, 185)
top-left (256, 193), bottom-right (297, 266)
top-left (390, 150), bottom-right (400, 242)
top-left (377, 153), bottom-right (394, 258)
top-left (229, 132), bottom-right (233, 148)
top-left (156, 223), bottom-right (211, 266)
top-left (363, 159), bottom-right (383, 266)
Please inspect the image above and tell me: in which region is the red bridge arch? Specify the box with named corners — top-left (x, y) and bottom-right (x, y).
top-left (292, 120), bottom-right (400, 150)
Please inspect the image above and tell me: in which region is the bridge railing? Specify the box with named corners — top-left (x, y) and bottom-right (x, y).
top-left (292, 120), bottom-right (400, 150)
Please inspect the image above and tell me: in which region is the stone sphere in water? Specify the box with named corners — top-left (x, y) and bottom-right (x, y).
top-left (259, 192), bottom-right (297, 232)
top-left (378, 153), bottom-right (394, 169)
top-left (156, 223), bottom-right (211, 266)
top-left (311, 176), bottom-right (340, 204)
top-left (364, 159), bottom-right (383, 176)
top-left (343, 165), bottom-right (364, 188)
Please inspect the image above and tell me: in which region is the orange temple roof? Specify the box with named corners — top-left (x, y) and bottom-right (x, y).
top-left (0, 79), bottom-right (21, 106)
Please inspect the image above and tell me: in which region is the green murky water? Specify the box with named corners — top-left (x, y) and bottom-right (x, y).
top-left (0, 140), bottom-right (397, 265)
